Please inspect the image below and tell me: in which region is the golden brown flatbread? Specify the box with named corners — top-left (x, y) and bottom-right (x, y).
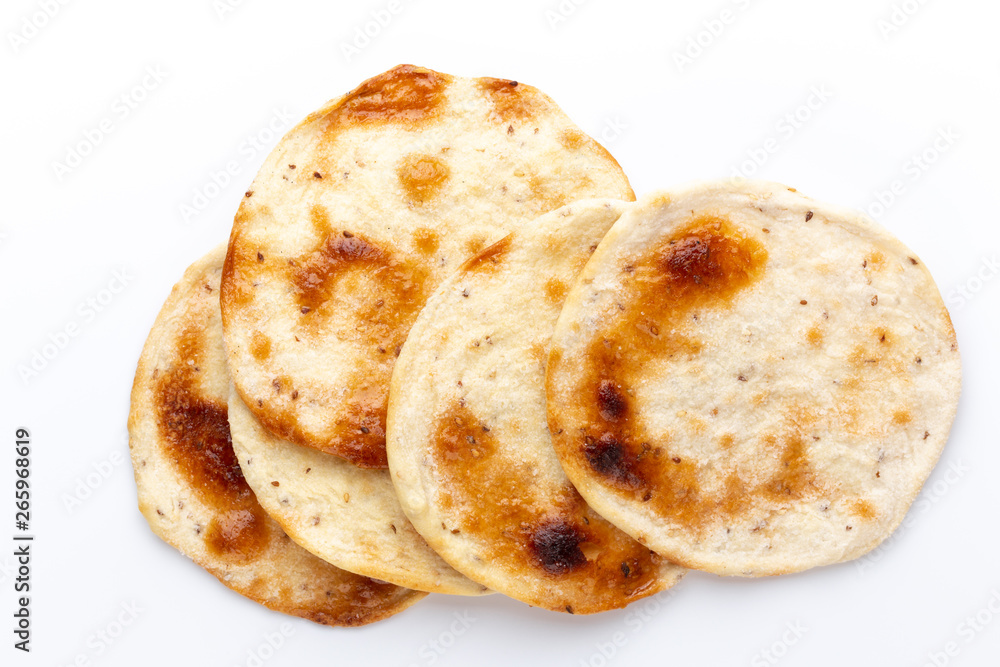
top-left (546, 181), bottom-right (962, 576)
top-left (387, 200), bottom-right (684, 612)
top-left (221, 64), bottom-right (634, 468)
top-left (228, 386), bottom-right (488, 595)
top-left (128, 244), bottom-right (424, 625)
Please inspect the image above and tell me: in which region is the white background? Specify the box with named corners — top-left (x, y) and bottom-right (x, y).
top-left (2, 1), bottom-right (998, 665)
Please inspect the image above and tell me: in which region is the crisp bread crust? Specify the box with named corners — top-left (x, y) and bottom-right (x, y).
top-left (220, 64), bottom-right (635, 469)
top-left (128, 244), bottom-right (425, 626)
top-left (387, 200), bottom-right (684, 613)
top-left (546, 180), bottom-right (962, 577)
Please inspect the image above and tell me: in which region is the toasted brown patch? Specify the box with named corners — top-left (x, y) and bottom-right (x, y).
top-left (330, 64), bottom-right (451, 129)
top-left (205, 508), bottom-right (269, 560)
top-left (333, 378), bottom-right (389, 466)
top-left (221, 232), bottom-right (258, 312)
top-left (555, 215), bottom-right (794, 536)
top-left (806, 323), bottom-right (824, 347)
top-left (559, 129), bottom-right (587, 150)
top-left (845, 329), bottom-right (908, 382)
top-left (849, 499), bottom-right (877, 520)
top-left (596, 379), bottom-right (629, 423)
top-left (250, 332), bottom-right (272, 361)
top-left (528, 341), bottom-right (548, 366)
top-left (759, 428), bottom-right (818, 502)
top-left (464, 234), bottom-right (488, 257)
top-left (241, 207), bottom-right (428, 467)
top-left (580, 214), bottom-right (766, 379)
top-left (577, 408), bottom-right (822, 536)
top-left (413, 227), bottom-right (441, 255)
top-left (254, 372), bottom-right (390, 469)
top-left (398, 154), bottom-right (450, 205)
top-left (864, 251), bottom-right (887, 273)
top-left (154, 328), bottom-right (271, 559)
top-left (525, 172), bottom-right (576, 214)
top-left (290, 227), bottom-right (428, 345)
top-left (293, 233), bottom-right (380, 312)
top-left (430, 403), bottom-right (663, 609)
top-left (652, 216), bottom-right (767, 298)
top-left (463, 236), bottom-right (512, 274)
top-left (225, 205), bottom-right (430, 468)
top-left (283, 572), bottom-right (420, 627)
top-left (529, 520), bottom-right (587, 575)
top-left (892, 409), bottom-right (912, 425)
top-left (544, 277), bottom-right (567, 304)
top-left (582, 434), bottom-right (642, 489)
top-left (480, 78), bottom-right (540, 120)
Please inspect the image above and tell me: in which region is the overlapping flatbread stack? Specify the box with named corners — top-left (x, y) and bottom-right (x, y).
top-left (128, 245), bottom-right (424, 626)
top-left (387, 200), bottom-right (685, 613)
top-left (129, 65), bottom-right (961, 627)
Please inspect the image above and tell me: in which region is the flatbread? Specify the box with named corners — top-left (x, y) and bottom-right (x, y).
top-left (221, 64), bottom-right (635, 468)
top-left (128, 244), bottom-right (424, 625)
top-left (228, 388), bottom-right (488, 596)
top-left (387, 200), bottom-right (684, 613)
top-left (546, 181), bottom-right (962, 576)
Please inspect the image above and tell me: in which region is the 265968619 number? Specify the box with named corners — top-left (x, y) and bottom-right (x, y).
top-left (15, 428), bottom-right (30, 531)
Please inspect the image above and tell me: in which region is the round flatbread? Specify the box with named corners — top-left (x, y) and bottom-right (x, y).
top-left (128, 244), bottom-right (424, 625)
top-left (228, 388), bottom-right (488, 596)
top-left (221, 64), bottom-right (635, 468)
top-left (387, 200), bottom-right (685, 613)
top-left (546, 181), bottom-right (962, 576)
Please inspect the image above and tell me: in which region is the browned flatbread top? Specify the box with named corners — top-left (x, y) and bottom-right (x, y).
top-left (221, 64), bottom-right (634, 468)
top-left (387, 201), bottom-right (684, 613)
top-left (128, 244), bottom-right (424, 625)
top-left (546, 182), bottom-right (962, 576)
